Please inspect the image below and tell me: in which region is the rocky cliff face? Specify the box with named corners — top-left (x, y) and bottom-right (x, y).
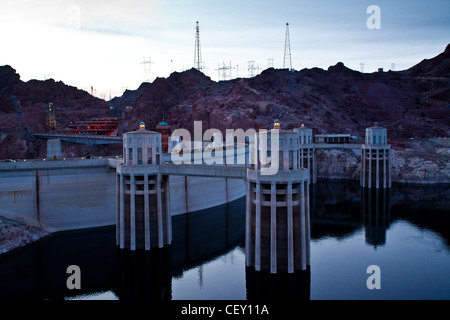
top-left (123, 44), bottom-right (450, 140)
top-left (391, 140), bottom-right (450, 184)
top-left (315, 140), bottom-right (449, 184)
top-left (0, 66), bottom-right (116, 159)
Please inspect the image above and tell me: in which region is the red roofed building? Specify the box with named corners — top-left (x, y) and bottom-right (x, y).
top-left (155, 119), bottom-right (172, 153)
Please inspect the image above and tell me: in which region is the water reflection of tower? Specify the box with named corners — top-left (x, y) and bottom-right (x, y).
top-left (361, 186), bottom-right (391, 247)
top-left (245, 267), bottom-right (310, 301)
top-left (116, 248), bottom-right (172, 300)
top-left (308, 183), bottom-right (317, 237)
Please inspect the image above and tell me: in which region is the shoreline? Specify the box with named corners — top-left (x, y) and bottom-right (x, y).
top-left (0, 215), bottom-right (51, 257)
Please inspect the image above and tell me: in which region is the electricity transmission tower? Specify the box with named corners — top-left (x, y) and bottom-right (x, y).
top-left (194, 21), bottom-right (203, 72)
top-left (141, 56), bottom-right (154, 82)
top-left (247, 60), bottom-right (260, 77)
top-left (283, 23), bottom-right (292, 71)
top-left (45, 103), bottom-right (57, 132)
top-left (217, 62), bottom-right (233, 81)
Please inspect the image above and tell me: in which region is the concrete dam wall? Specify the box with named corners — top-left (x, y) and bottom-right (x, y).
top-left (0, 164), bottom-right (246, 232)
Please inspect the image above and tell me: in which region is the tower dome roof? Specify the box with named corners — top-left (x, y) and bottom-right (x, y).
top-left (157, 121), bottom-right (170, 127)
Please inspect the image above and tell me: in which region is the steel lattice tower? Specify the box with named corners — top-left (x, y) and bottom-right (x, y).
top-left (141, 56), bottom-right (153, 82)
top-left (194, 21), bottom-right (203, 72)
top-left (283, 23), bottom-right (292, 71)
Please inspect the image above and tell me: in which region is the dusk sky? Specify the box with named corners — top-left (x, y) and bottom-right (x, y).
top-left (1, 0), bottom-right (449, 99)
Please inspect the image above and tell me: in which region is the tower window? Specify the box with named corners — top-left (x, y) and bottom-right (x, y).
top-left (137, 148), bottom-right (142, 164)
top-left (279, 151), bottom-right (284, 170)
top-left (148, 148), bottom-right (152, 164)
top-left (289, 150), bottom-right (294, 170)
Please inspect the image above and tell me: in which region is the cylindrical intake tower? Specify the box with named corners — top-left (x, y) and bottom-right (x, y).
top-left (246, 129), bottom-right (310, 274)
top-left (361, 124), bottom-right (391, 189)
top-left (116, 122), bottom-right (171, 250)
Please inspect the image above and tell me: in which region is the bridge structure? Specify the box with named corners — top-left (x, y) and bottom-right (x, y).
top-left (33, 133), bottom-right (122, 145)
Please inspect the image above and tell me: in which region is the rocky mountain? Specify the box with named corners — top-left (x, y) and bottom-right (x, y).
top-left (0, 66), bottom-right (113, 158)
top-left (405, 44), bottom-right (450, 78)
top-left (0, 44), bottom-right (449, 162)
top-left (124, 44), bottom-right (450, 141)
top-left (110, 82), bottom-right (151, 110)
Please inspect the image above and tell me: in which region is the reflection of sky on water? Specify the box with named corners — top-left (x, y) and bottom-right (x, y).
top-left (172, 247), bottom-right (246, 300)
top-left (169, 219), bottom-right (450, 300)
top-left (65, 290), bottom-right (119, 300)
top-left (63, 217), bottom-right (450, 300)
top-left (311, 221), bottom-right (450, 300)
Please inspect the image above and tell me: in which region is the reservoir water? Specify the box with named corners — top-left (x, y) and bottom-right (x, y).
top-left (0, 180), bottom-right (448, 300)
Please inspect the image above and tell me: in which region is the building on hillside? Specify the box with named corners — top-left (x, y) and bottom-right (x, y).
top-left (65, 118), bottom-right (119, 136)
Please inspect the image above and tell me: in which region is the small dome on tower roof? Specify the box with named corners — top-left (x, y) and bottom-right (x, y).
top-left (157, 121), bottom-right (170, 127)
top-left (126, 121), bottom-right (159, 134)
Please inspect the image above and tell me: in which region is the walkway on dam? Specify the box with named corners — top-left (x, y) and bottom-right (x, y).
top-left (159, 163), bottom-right (248, 179)
top-left (0, 157), bottom-right (249, 180)
top-left (32, 133), bottom-right (362, 150)
top-left (313, 143), bottom-right (362, 150)
top-left (0, 157), bottom-right (116, 172)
